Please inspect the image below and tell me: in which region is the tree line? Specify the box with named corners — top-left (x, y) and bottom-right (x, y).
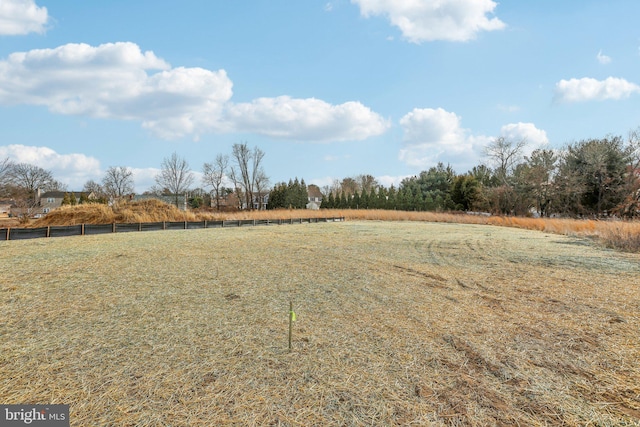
top-left (320, 131), bottom-right (640, 218)
top-left (2, 129), bottom-right (639, 218)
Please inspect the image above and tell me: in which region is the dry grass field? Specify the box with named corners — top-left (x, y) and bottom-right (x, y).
top-left (1, 221), bottom-right (640, 426)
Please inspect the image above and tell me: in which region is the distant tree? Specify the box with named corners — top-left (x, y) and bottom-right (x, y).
top-left (322, 192), bottom-right (335, 209)
top-left (386, 185), bottom-right (397, 209)
top-left (79, 192), bottom-right (90, 204)
top-left (521, 149), bottom-right (558, 217)
top-left (254, 167), bottom-right (270, 209)
top-left (484, 136), bottom-right (528, 185)
top-left (203, 154), bottom-right (229, 210)
top-left (8, 163), bottom-right (57, 197)
top-left (340, 177), bottom-right (358, 196)
top-left (155, 152), bottom-right (195, 208)
top-left (0, 157), bottom-right (13, 196)
top-left (61, 192), bottom-right (71, 206)
top-left (338, 191), bottom-right (348, 209)
top-left (351, 190), bottom-right (360, 209)
top-left (357, 174), bottom-right (379, 195)
top-left (230, 142), bottom-right (267, 210)
top-left (267, 183), bottom-right (287, 210)
top-left (400, 163), bottom-right (456, 211)
top-left (451, 175), bottom-right (482, 211)
top-left (375, 186), bottom-right (387, 209)
top-left (557, 136), bottom-right (632, 216)
top-left (102, 166), bottom-right (134, 201)
top-left (83, 180), bottom-right (107, 203)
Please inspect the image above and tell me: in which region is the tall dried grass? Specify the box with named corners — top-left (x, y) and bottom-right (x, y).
top-left (26, 202), bottom-right (640, 252)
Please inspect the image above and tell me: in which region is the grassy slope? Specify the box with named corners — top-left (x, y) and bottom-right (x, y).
top-left (1, 221), bottom-right (639, 426)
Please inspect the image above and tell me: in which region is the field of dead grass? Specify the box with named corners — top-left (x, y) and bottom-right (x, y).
top-left (1, 221), bottom-right (639, 425)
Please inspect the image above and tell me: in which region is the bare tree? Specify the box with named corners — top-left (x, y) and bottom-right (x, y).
top-left (253, 167), bottom-right (270, 209)
top-left (230, 142), bottom-right (267, 210)
top-left (202, 154), bottom-right (229, 210)
top-left (0, 157), bottom-right (14, 197)
top-left (227, 167), bottom-right (244, 210)
top-left (155, 152), bottom-right (194, 208)
top-left (6, 163), bottom-right (64, 219)
top-left (102, 166), bottom-right (134, 201)
top-left (8, 163), bottom-right (57, 196)
top-left (357, 174), bottom-right (379, 194)
top-left (484, 137), bottom-right (528, 184)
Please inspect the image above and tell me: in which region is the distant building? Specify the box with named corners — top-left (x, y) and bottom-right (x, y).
top-left (38, 190), bottom-right (94, 215)
top-left (0, 200), bottom-right (13, 217)
top-left (306, 184), bottom-right (323, 210)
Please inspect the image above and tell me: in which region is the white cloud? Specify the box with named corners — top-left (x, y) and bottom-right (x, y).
top-left (376, 175), bottom-right (409, 188)
top-left (0, 42), bottom-right (388, 143)
top-left (324, 3), bottom-right (333, 12)
top-left (0, 0), bottom-right (48, 35)
top-left (398, 108), bottom-right (488, 171)
top-left (555, 77), bottom-right (640, 103)
top-left (0, 42), bottom-right (234, 140)
top-left (0, 144), bottom-right (101, 189)
top-left (351, 0), bottom-right (505, 43)
top-left (226, 96), bottom-right (389, 142)
top-left (499, 122), bottom-right (549, 147)
top-left (398, 108), bottom-right (549, 172)
top-left (596, 50), bottom-right (611, 65)
top-left (498, 122), bottom-right (549, 160)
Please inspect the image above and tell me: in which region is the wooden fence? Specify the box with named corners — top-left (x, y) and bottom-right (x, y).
top-left (0, 217), bottom-right (345, 241)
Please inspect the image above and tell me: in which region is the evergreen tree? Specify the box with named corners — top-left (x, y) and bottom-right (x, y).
top-left (339, 191), bottom-right (348, 208)
top-left (62, 193), bottom-right (71, 206)
top-left (267, 183), bottom-right (287, 209)
top-left (369, 187), bottom-right (377, 209)
top-left (360, 189), bottom-right (369, 209)
top-left (376, 186), bottom-right (387, 209)
top-left (424, 193), bottom-right (435, 211)
top-left (325, 192), bottom-right (335, 208)
top-left (351, 190), bottom-right (360, 209)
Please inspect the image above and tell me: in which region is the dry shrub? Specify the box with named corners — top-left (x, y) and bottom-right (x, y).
top-left (599, 223), bottom-right (640, 252)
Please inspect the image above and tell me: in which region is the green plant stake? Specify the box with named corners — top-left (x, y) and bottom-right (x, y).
top-left (289, 301), bottom-right (296, 352)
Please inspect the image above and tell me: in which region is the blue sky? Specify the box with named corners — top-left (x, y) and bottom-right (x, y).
top-left (1, 0), bottom-right (639, 192)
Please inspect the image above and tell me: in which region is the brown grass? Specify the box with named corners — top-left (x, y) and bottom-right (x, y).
top-left (1, 221), bottom-right (639, 425)
top-left (25, 202), bottom-right (640, 253)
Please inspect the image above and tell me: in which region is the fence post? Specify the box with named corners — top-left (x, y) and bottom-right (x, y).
top-left (46, 226), bottom-right (50, 238)
top-left (112, 223), bottom-right (116, 233)
top-left (138, 222), bottom-right (142, 232)
top-left (81, 224), bottom-right (85, 236)
top-left (184, 220), bottom-right (187, 229)
top-left (6, 228), bottom-right (9, 240)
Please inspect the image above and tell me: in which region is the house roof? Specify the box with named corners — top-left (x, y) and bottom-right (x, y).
top-left (307, 185), bottom-right (323, 199)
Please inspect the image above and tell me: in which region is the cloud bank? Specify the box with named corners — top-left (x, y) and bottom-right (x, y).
top-left (352, 0), bottom-right (505, 42)
top-left (555, 77), bottom-right (640, 103)
top-left (0, 0), bottom-right (48, 35)
top-left (0, 42), bottom-right (389, 142)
